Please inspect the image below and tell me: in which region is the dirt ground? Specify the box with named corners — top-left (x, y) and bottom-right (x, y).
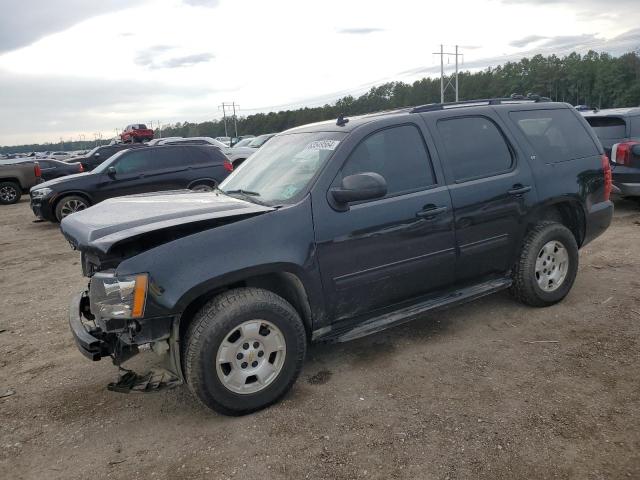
top-left (1, 197), bottom-right (639, 480)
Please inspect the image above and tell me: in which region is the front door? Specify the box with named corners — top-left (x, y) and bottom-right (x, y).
top-left (313, 122), bottom-right (456, 322)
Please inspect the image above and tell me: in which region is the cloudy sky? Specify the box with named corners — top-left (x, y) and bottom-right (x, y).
top-left (0, 0), bottom-right (639, 146)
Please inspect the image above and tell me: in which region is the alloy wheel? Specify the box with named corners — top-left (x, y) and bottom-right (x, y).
top-left (535, 240), bottom-right (569, 292)
top-left (60, 199), bottom-right (87, 219)
top-left (215, 320), bottom-right (286, 395)
top-left (0, 186), bottom-right (17, 203)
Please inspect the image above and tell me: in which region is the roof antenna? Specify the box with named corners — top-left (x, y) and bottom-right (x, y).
top-left (336, 113), bottom-right (349, 126)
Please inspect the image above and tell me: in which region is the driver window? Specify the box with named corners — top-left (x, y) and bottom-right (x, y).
top-left (114, 150), bottom-right (152, 175)
top-left (340, 124), bottom-right (436, 196)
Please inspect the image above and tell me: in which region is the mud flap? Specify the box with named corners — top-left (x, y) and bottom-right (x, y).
top-left (107, 369), bottom-right (182, 393)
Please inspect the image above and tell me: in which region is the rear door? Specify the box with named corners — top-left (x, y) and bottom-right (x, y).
top-left (313, 120), bottom-right (456, 321)
top-left (425, 110), bottom-right (538, 282)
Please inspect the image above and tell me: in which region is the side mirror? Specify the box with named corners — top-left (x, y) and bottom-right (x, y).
top-left (632, 144), bottom-right (640, 157)
top-left (107, 166), bottom-right (116, 178)
top-left (330, 172), bottom-right (387, 209)
top-left (94, 152), bottom-right (101, 158)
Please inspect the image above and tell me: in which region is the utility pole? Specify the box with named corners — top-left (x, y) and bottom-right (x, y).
top-left (432, 44), bottom-right (463, 103)
top-left (218, 103), bottom-right (228, 137)
top-left (219, 102), bottom-right (240, 138)
top-left (158, 121), bottom-right (162, 138)
top-left (231, 102), bottom-right (239, 139)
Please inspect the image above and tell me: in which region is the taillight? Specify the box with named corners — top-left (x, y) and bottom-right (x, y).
top-left (223, 159), bottom-right (233, 172)
top-left (601, 154), bottom-right (612, 201)
top-left (611, 141), bottom-right (639, 166)
top-left (78, 163), bottom-right (84, 172)
top-left (34, 163), bottom-right (41, 178)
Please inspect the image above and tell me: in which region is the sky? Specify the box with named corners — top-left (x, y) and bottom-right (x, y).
top-left (0, 0), bottom-right (639, 146)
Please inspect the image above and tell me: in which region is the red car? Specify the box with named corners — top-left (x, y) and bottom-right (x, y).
top-left (120, 124), bottom-right (154, 143)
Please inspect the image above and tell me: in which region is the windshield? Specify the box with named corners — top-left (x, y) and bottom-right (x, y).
top-left (248, 134), bottom-right (274, 148)
top-left (92, 149), bottom-right (128, 173)
top-left (234, 138), bottom-right (253, 148)
top-left (86, 146), bottom-right (100, 157)
top-left (220, 132), bottom-right (345, 205)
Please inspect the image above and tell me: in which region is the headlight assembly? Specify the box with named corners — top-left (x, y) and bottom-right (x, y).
top-left (31, 187), bottom-right (52, 197)
top-left (89, 272), bottom-right (148, 319)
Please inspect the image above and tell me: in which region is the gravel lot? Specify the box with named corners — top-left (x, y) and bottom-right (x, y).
top-left (1, 198), bottom-right (639, 480)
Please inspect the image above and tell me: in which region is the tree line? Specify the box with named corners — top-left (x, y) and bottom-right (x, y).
top-left (3, 50), bottom-right (639, 153)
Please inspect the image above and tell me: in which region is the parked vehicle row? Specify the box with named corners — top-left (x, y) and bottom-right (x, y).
top-left (30, 144), bottom-right (233, 221)
top-left (581, 107), bottom-right (640, 199)
top-left (61, 98), bottom-right (613, 415)
top-left (0, 159), bottom-right (41, 204)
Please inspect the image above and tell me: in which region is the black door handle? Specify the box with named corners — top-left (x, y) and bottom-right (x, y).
top-left (416, 206), bottom-right (448, 218)
top-left (508, 185), bottom-right (531, 195)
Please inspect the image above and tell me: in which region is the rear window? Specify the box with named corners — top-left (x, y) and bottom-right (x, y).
top-left (436, 116), bottom-right (513, 181)
top-left (584, 116), bottom-right (627, 139)
top-left (510, 109), bottom-right (598, 162)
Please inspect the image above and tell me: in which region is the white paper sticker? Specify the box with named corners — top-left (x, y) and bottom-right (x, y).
top-left (304, 140), bottom-right (340, 151)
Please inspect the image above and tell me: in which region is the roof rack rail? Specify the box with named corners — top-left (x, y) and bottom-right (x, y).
top-left (410, 94), bottom-right (552, 114)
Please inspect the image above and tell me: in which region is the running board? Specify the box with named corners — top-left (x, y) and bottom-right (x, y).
top-left (318, 277), bottom-right (512, 343)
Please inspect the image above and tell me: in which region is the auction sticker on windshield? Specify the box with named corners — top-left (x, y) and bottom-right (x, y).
top-left (304, 140), bottom-right (340, 151)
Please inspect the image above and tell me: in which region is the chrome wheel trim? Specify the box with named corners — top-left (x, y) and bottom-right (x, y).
top-left (60, 199), bottom-right (87, 219)
top-left (535, 240), bottom-right (569, 292)
top-left (0, 186), bottom-right (17, 202)
top-left (215, 319), bottom-right (286, 395)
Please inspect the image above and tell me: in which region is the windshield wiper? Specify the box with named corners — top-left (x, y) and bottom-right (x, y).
top-left (222, 188), bottom-right (270, 206)
top-left (224, 189), bottom-right (261, 196)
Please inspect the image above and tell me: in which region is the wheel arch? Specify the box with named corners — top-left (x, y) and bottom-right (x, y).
top-left (52, 191), bottom-right (94, 213)
top-left (187, 178), bottom-right (218, 189)
top-left (525, 196), bottom-right (586, 247)
top-left (176, 267), bottom-right (315, 348)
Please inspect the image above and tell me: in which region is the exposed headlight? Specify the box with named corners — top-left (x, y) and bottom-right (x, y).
top-left (31, 187), bottom-right (52, 197)
top-left (89, 272), bottom-right (148, 319)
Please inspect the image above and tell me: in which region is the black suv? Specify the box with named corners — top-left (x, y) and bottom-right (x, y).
top-left (61, 99), bottom-right (613, 415)
top-left (70, 143), bottom-right (147, 171)
top-left (31, 145), bottom-right (232, 222)
top-left (582, 107), bottom-right (640, 198)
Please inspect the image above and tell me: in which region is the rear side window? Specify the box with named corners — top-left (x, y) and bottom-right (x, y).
top-left (584, 116), bottom-right (627, 139)
top-left (437, 116), bottom-right (513, 181)
top-left (511, 109), bottom-right (598, 162)
top-left (341, 124), bottom-right (436, 196)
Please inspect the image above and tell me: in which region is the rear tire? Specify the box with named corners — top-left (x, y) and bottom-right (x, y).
top-left (55, 195), bottom-right (90, 222)
top-left (184, 288), bottom-right (306, 416)
top-left (510, 221), bottom-right (579, 307)
top-left (0, 181), bottom-right (21, 205)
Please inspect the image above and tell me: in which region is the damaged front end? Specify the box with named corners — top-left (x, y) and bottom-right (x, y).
top-left (69, 279), bottom-right (182, 393)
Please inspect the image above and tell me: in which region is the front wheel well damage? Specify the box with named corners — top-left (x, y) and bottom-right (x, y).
top-left (177, 271), bottom-right (313, 366)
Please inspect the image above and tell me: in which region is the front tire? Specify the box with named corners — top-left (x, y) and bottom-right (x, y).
top-left (510, 221), bottom-right (579, 307)
top-left (0, 181), bottom-right (21, 205)
top-left (55, 195), bottom-right (90, 222)
top-left (184, 288), bottom-right (306, 415)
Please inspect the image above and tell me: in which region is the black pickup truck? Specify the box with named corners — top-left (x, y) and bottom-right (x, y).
top-left (61, 98), bottom-right (613, 415)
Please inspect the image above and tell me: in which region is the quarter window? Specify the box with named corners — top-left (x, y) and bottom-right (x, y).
top-left (511, 109), bottom-right (598, 162)
top-left (437, 116), bottom-right (513, 181)
top-left (341, 125), bottom-right (436, 196)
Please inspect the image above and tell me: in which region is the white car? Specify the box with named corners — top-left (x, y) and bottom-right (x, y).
top-left (224, 133), bottom-right (276, 167)
top-left (214, 136), bottom-right (231, 146)
top-left (47, 151), bottom-right (72, 161)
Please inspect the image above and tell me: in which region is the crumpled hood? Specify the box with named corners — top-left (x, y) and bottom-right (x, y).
top-left (60, 190), bottom-right (274, 254)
